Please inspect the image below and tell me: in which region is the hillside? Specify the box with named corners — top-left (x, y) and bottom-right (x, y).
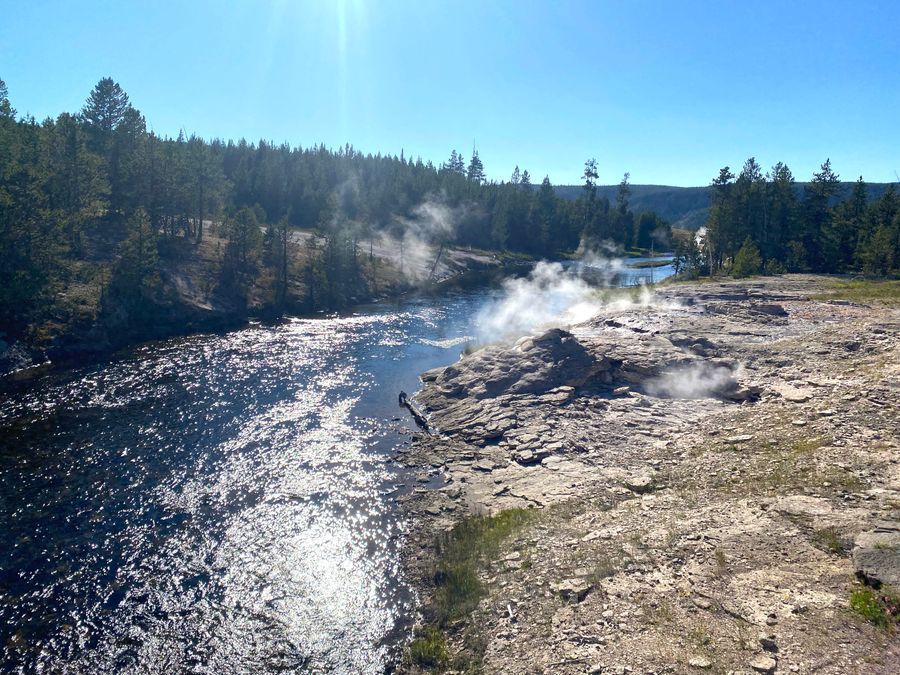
top-left (556, 182), bottom-right (894, 230)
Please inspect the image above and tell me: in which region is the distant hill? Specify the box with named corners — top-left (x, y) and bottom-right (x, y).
top-left (555, 182), bottom-right (894, 230)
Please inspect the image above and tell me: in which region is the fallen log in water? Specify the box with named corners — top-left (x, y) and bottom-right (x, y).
top-left (401, 397), bottom-right (430, 431)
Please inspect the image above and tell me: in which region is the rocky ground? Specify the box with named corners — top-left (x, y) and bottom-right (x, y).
top-left (398, 275), bottom-right (899, 674)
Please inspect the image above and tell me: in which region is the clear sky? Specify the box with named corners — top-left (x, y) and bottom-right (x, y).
top-left (2, 0), bottom-right (898, 186)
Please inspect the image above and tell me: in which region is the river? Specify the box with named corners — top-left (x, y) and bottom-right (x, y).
top-left (0, 257), bottom-right (673, 673)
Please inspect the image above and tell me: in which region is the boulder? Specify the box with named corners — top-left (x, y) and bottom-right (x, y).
top-left (853, 522), bottom-right (900, 587)
top-left (748, 654), bottom-right (777, 674)
top-left (625, 473), bottom-right (656, 494)
top-left (552, 578), bottom-right (593, 603)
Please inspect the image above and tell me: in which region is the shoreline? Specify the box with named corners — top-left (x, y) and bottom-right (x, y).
top-left (0, 257), bottom-right (516, 387)
top-left (397, 274), bottom-right (899, 673)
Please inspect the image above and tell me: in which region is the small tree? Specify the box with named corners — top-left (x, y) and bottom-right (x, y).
top-left (223, 206), bottom-right (263, 275)
top-left (673, 231), bottom-right (704, 279)
top-left (731, 237), bottom-right (762, 278)
top-left (107, 208), bottom-right (159, 307)
top-left (467, 150), bottom-right (485, 184)
top-left (859, 225), bottom-right (895, 276)
top-left (82, 77), bottom-right (131, 134)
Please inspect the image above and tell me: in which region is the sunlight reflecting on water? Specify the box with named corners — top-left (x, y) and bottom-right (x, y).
top-left (0, 294), bottom-right (492, 673)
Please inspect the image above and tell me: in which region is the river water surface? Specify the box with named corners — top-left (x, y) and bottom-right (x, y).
top-left (0, 258), bottom-right (672, 673)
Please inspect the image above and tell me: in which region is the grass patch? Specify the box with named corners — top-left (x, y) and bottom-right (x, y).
top-left (812, 526), bottom-right (851, 555)
top-left (588, 556), bottom-right (620, 584)
top-left (431, 508), bottom-right (535, 625)
top-left (713, 548), bottom-right (728, 577)
top-left (850, 586), bottom-right (900, 628)
top-left (791, 437), bottom-right (826, 454)
top-left (813, 279), bottom-right (900, 307)
top-left (596, 284), bottom-right (655, 304)
top-left (646, 600), bottom-right (675, 625)
top-left (409, 509), bottom-right (535, 672)
top-left (405, 627), bottom-right (450, 669)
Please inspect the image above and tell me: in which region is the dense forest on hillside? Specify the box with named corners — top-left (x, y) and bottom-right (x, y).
top-left (555, 181), bottom-right (893, 231)
top-left (671, 158), bottom-right (900, 279)
top-left (1, 77), bottom-right (898, 357)
top-left (0, 77), bottom-right (661, 349)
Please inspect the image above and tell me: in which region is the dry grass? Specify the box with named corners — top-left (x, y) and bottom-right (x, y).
top-left (813, 279), bottom-right (900, 307)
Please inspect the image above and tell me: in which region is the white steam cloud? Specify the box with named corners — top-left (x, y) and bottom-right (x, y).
top-left (475, 261), bottom-right (602, 341)
top-left (375, 196), bottom-right (470, 282)
top-left (475, 246), bottom-right (684, 343)
top-left (644, 362), bottom-right (741, 399)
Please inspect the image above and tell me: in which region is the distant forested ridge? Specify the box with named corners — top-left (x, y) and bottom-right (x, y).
top-left (555, 182), bottom-right (894, 231)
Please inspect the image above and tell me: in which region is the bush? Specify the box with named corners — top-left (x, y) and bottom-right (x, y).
top-left (731, 238), bottom-right (762, 278)
top-left (405, 627), bottom-right (449, 669)
top-left (764, 259), bottom-right (786, 275)
top-left (849, 586), bottom-right (899, 628)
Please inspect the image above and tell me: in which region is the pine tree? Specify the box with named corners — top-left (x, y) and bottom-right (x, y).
top-left (520, 170), bottom-right (532, 191)
top-left (0, 78), bottom-right (15, 119)
top-left (82, 77), bottom-right (131, 134)
top-left (767, 162), bottom-right (796, 264)
top-left (802, 159), bottom-right (841, 271)
top-left (582, 158), bottom-right (598, 201)
top-left (705, 166), bottom-right (735, 273)
top-left (537, 176), bottom-right (556, 253)
top-left (467, 150), bottom-right (485, 184)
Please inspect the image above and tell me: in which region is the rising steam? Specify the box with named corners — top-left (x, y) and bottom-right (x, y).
top-left (475, 261), bottom-right (602, 341)
top-left (376, 196), bottom-right (472, 282)
top-left (475, 243), bottom-right (683, 343)
top-left (644, 361), bottom-right (742, 399)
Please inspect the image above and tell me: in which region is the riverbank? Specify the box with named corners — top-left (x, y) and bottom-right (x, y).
top-left (0, 234), bottom-right (504, 381)
top-left (399, 275), bottom-right (899, 673)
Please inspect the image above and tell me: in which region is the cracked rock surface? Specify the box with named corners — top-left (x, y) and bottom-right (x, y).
top-left (399, 276), bottom-right (899, 674)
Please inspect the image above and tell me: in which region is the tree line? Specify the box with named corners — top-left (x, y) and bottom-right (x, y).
top-left (0, 77), bottom-right (663, 339)
top-left (3, 77), bottom-right (896, 344)
top-left (674, 158), bottom-right (899, 278)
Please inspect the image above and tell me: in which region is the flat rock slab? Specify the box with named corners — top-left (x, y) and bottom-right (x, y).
top-left (473, 460), bottom-right (495, 472)
top-left (853, 522), bottom-right (900, 587)
top-left (774, 383), bottom-right (814, 403)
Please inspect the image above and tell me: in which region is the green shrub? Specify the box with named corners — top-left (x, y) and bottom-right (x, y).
top-left (849, 586), bottom-right (899, 628)
top-left (764, 259), bottom-right (786, 275)
top-left (405, 627), bottom-right (449, 669)
top-left (731, 238), bottom-right (762, 278)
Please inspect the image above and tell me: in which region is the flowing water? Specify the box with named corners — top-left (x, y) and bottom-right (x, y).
top-left (0, 258), bottom-right (672, 673)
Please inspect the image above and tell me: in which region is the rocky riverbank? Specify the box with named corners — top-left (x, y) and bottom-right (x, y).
top-left (398, 275), bottom-right (899, 674)
top-left (0, 238), bottom-right (504, 381)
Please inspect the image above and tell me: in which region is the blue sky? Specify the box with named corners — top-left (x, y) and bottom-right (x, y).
top-left (2, 0), bottom-right (898, 186)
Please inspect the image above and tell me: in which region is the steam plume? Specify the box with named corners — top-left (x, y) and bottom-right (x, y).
top-left (644, 361), bottom-right (741, 399)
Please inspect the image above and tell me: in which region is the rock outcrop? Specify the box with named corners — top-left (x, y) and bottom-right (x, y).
top-left (400, 276), bottom-right (900, 675)
top-left (853, 522), bottom-right (900, 587)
